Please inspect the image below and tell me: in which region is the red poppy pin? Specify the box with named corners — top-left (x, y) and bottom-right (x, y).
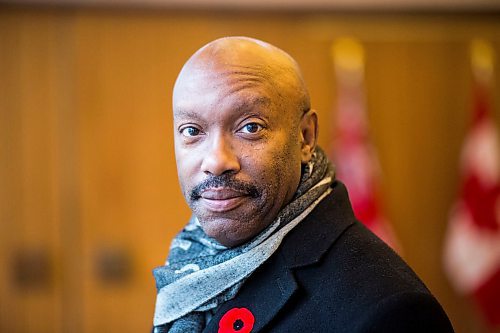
top-left (218, 307), bottom-right (255, 333)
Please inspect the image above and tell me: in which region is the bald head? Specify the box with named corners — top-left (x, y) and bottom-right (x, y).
top-left (173, 37), bottom-right (310, 117)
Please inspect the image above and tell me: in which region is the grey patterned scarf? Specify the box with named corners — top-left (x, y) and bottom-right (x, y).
top-left (152, 147), bottom-right (334, 333)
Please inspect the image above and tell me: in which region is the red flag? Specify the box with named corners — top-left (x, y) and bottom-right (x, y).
top-left (329, 38), bottom-right (400, 251)
top-left (443, 39), bottom-right (500, 327)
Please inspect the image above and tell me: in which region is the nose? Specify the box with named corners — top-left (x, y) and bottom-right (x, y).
top-left (201, 134), bottom-right (240, 176)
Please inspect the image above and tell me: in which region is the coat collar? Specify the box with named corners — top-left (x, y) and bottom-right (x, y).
top-left (203, 181), bottom-right (356, 332)
top-left (280, 181), bottom-right (356, 268)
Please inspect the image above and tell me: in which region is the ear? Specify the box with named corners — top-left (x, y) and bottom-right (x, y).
top-left (299, 109), bottom-right (318, 164)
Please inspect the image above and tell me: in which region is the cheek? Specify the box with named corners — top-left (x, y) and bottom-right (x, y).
top-left (175, 146), bottom-right (199, 194)
top-left (243, 134), bottom-right (302, 196)
top-left (272, 145), bottom-right (302, 191)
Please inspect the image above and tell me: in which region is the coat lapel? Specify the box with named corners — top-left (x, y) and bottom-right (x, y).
top-left (280, 181), bottom-right (356, 269)
top-left (203, 181), bottom-right (356, 333)
top-left (202, 251), bottom-right (298, 333)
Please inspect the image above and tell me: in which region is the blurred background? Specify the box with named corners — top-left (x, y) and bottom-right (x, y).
top-left (1, 1), bottom-right (499, 332)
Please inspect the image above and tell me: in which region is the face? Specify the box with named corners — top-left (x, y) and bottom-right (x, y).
top-left (173, 61), bottom-right (307, 247)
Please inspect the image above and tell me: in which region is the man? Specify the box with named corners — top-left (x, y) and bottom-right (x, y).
top-left (153, 37), bottom-right (454, 333)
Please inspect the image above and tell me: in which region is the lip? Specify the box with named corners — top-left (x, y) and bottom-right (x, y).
top-left (200, 188), bottom-right (248, 212)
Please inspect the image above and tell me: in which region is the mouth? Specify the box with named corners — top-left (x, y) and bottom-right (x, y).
top-left (199, 188), bottom-right (249, 212)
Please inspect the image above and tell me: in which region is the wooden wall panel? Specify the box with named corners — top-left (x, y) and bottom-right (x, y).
top-left (1, 7), bottom-right (499, 333)
top-left (0, 10), bottom-right (67, 333)
top-left (74, 13), bottom-right (191, 332)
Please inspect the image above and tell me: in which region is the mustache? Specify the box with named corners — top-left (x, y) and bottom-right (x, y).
top-left (190, 174), bottom-right (260, 201)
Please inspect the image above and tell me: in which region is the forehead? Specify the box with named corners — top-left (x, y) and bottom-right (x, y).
top-left (173, 65), bottom-right (278, 118)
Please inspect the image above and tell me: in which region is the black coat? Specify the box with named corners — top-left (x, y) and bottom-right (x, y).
top-left (202, 181), bottom-right (454, 332)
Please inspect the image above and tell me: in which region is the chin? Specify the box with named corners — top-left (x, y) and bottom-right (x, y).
top-left (198, 216), bottom-right (258, 248)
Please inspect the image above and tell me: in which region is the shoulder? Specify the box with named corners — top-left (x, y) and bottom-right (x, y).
top-left (273, 221), bottom-right (454, 332)
top-left (352, 290), bottom-right (454, 332)
top-left (274, 183), bottom-right (454, 332)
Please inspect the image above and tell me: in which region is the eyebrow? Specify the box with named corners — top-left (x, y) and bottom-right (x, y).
top-left (174, 109), bottom-right (203, 121)
top-left (233, 96), bottom-right (272, 114)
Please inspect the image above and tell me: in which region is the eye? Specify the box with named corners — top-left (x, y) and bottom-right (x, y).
top-left (180, 126), bottom-right (202, 137)
top-left (239, 122), bottom-right (263, 134)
